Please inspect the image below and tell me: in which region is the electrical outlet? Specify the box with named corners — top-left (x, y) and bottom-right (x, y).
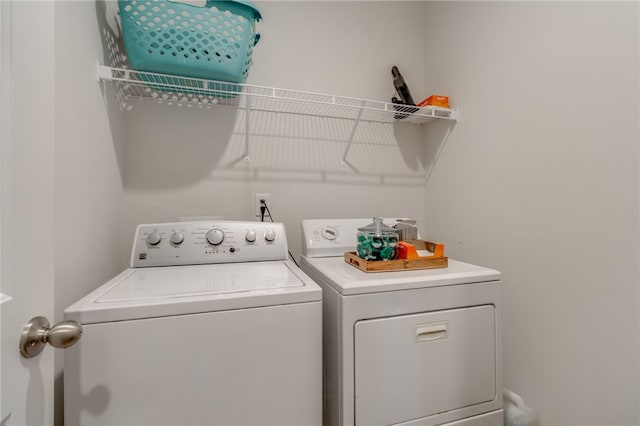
top-left (255, 193), bottom-right (270, 218)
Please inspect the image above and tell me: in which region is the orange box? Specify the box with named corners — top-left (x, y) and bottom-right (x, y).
top-left (417, 95), bottom-right (449, 109)
top-left (396, 241), bottom-right (419, 259)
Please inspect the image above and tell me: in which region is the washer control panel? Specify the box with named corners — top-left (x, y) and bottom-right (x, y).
top-left (131, 221), bottom-right (288, 267)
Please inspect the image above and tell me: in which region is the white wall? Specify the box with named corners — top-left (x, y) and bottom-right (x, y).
top-left (54, 1), bottom-right (126, 424)
top-left (55, 0), bottom-right (126, 312)
top-left (49, 1), bottom-right (640, 426)
top-left (422, 2), bottom-right (639, 425)
top-left (120, 1), bottom-right (436, 263)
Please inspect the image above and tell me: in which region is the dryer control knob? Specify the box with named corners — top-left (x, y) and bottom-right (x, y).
top-left (170, 232), bottom-right (184, 245)
top-left (264, 229), bottom-right (276, 242)
top-left (147, 232), bottom-right (161, 246)
top-left (245, 230), bottom-right (257, 243)
top-left (322, 226), bottom-right (338, 240)
top-left (206, 228), bottom-right (225, 246)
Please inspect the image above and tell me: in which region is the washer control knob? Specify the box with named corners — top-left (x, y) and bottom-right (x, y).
top-left (170, 232), bottom-right (184, 245)
top-left (245, 230), bottom-right (257, 243)
top-left (147, 232), bottom-right (161, 246)
top-left (206, 228), bottom-right (225, 246)
top-left (264, 229), bottom-right (276, 242)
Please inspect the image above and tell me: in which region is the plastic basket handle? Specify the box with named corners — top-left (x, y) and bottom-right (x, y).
top-left (167, 0), bottom-right (208, 7)
top-left (167, 0), bottom-right (261, 18)
top-left (164, 0), bottom-right (260, 45)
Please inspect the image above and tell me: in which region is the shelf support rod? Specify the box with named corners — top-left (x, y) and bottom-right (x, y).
top-left (341, 101), bottom-right (366, 168)
top-left (243, 95), bottom-right (252, 162)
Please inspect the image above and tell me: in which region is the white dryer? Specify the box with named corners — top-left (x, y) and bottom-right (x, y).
top-left (64, 221), bottom-right (322, 426)
top-left (300, 218), bottom-right (503, 426)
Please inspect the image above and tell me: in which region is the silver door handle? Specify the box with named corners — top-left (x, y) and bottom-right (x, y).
top-left (19, 316), bottom-right (82, 358)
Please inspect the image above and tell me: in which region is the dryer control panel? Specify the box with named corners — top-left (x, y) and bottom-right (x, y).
top-left (131, 221), bottom-right (288, 267)
top-left (301, 218), bottom-right (413, 258)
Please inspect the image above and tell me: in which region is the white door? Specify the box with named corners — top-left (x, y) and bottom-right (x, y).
top-left (1, 2), bottom-right (57, 425)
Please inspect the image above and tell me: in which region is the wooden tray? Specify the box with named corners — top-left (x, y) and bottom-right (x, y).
top-left (344, 240), bottom-right (448, 273)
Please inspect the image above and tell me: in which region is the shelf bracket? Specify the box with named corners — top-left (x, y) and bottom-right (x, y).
top-left (341, 101), bottom-right (366, 168)
top-left (96, 62), bottom-right (111, 82)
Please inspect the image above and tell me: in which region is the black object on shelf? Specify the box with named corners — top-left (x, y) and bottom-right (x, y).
top-left (392, 66), bottom-right (415, 105)
top-left (392, 98), bottom-right (419, 120)
top-left (391, 66), bottom-right (418, 119)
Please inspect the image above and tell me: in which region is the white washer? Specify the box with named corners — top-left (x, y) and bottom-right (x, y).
top-left (64, 221), bottom-right (322, 426)
top-left (300, 218), bottom-right (503, 426)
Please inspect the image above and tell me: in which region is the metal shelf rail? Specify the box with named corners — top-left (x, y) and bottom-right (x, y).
top-left (97, 64), bottom-right (459, 165)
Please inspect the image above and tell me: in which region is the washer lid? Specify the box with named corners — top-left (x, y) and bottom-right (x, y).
top-left (65, 261), bottom-right (321, 324)
top-left (300, 256), bottom-right (501, 296)
top-left (98, 262), bottom-right (303, 301)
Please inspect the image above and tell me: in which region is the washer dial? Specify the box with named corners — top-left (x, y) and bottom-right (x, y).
top-left (147, 232), bottom-right (161, 246)
top-left (264, 229), bottom-right (276, 242)
top-left (170, 232), bottom-right (184, 245)
top-left (245, 230), bottom-right (257, 243)
top-left (206, 228), bottom-right (225, 245)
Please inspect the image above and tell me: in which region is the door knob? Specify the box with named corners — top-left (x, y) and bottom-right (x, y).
top-left (19, 316), bottom-right (82, 358)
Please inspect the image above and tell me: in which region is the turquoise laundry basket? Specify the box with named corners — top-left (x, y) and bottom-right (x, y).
top-left (118, 0), bottom-right (262, 85)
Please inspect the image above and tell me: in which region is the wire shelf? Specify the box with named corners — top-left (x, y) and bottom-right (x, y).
top-left (97, 64), bottom-right (459, 125)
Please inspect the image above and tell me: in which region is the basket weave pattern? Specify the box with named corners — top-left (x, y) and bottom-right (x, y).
top-left (119, 0), bottom-right (260, 83)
